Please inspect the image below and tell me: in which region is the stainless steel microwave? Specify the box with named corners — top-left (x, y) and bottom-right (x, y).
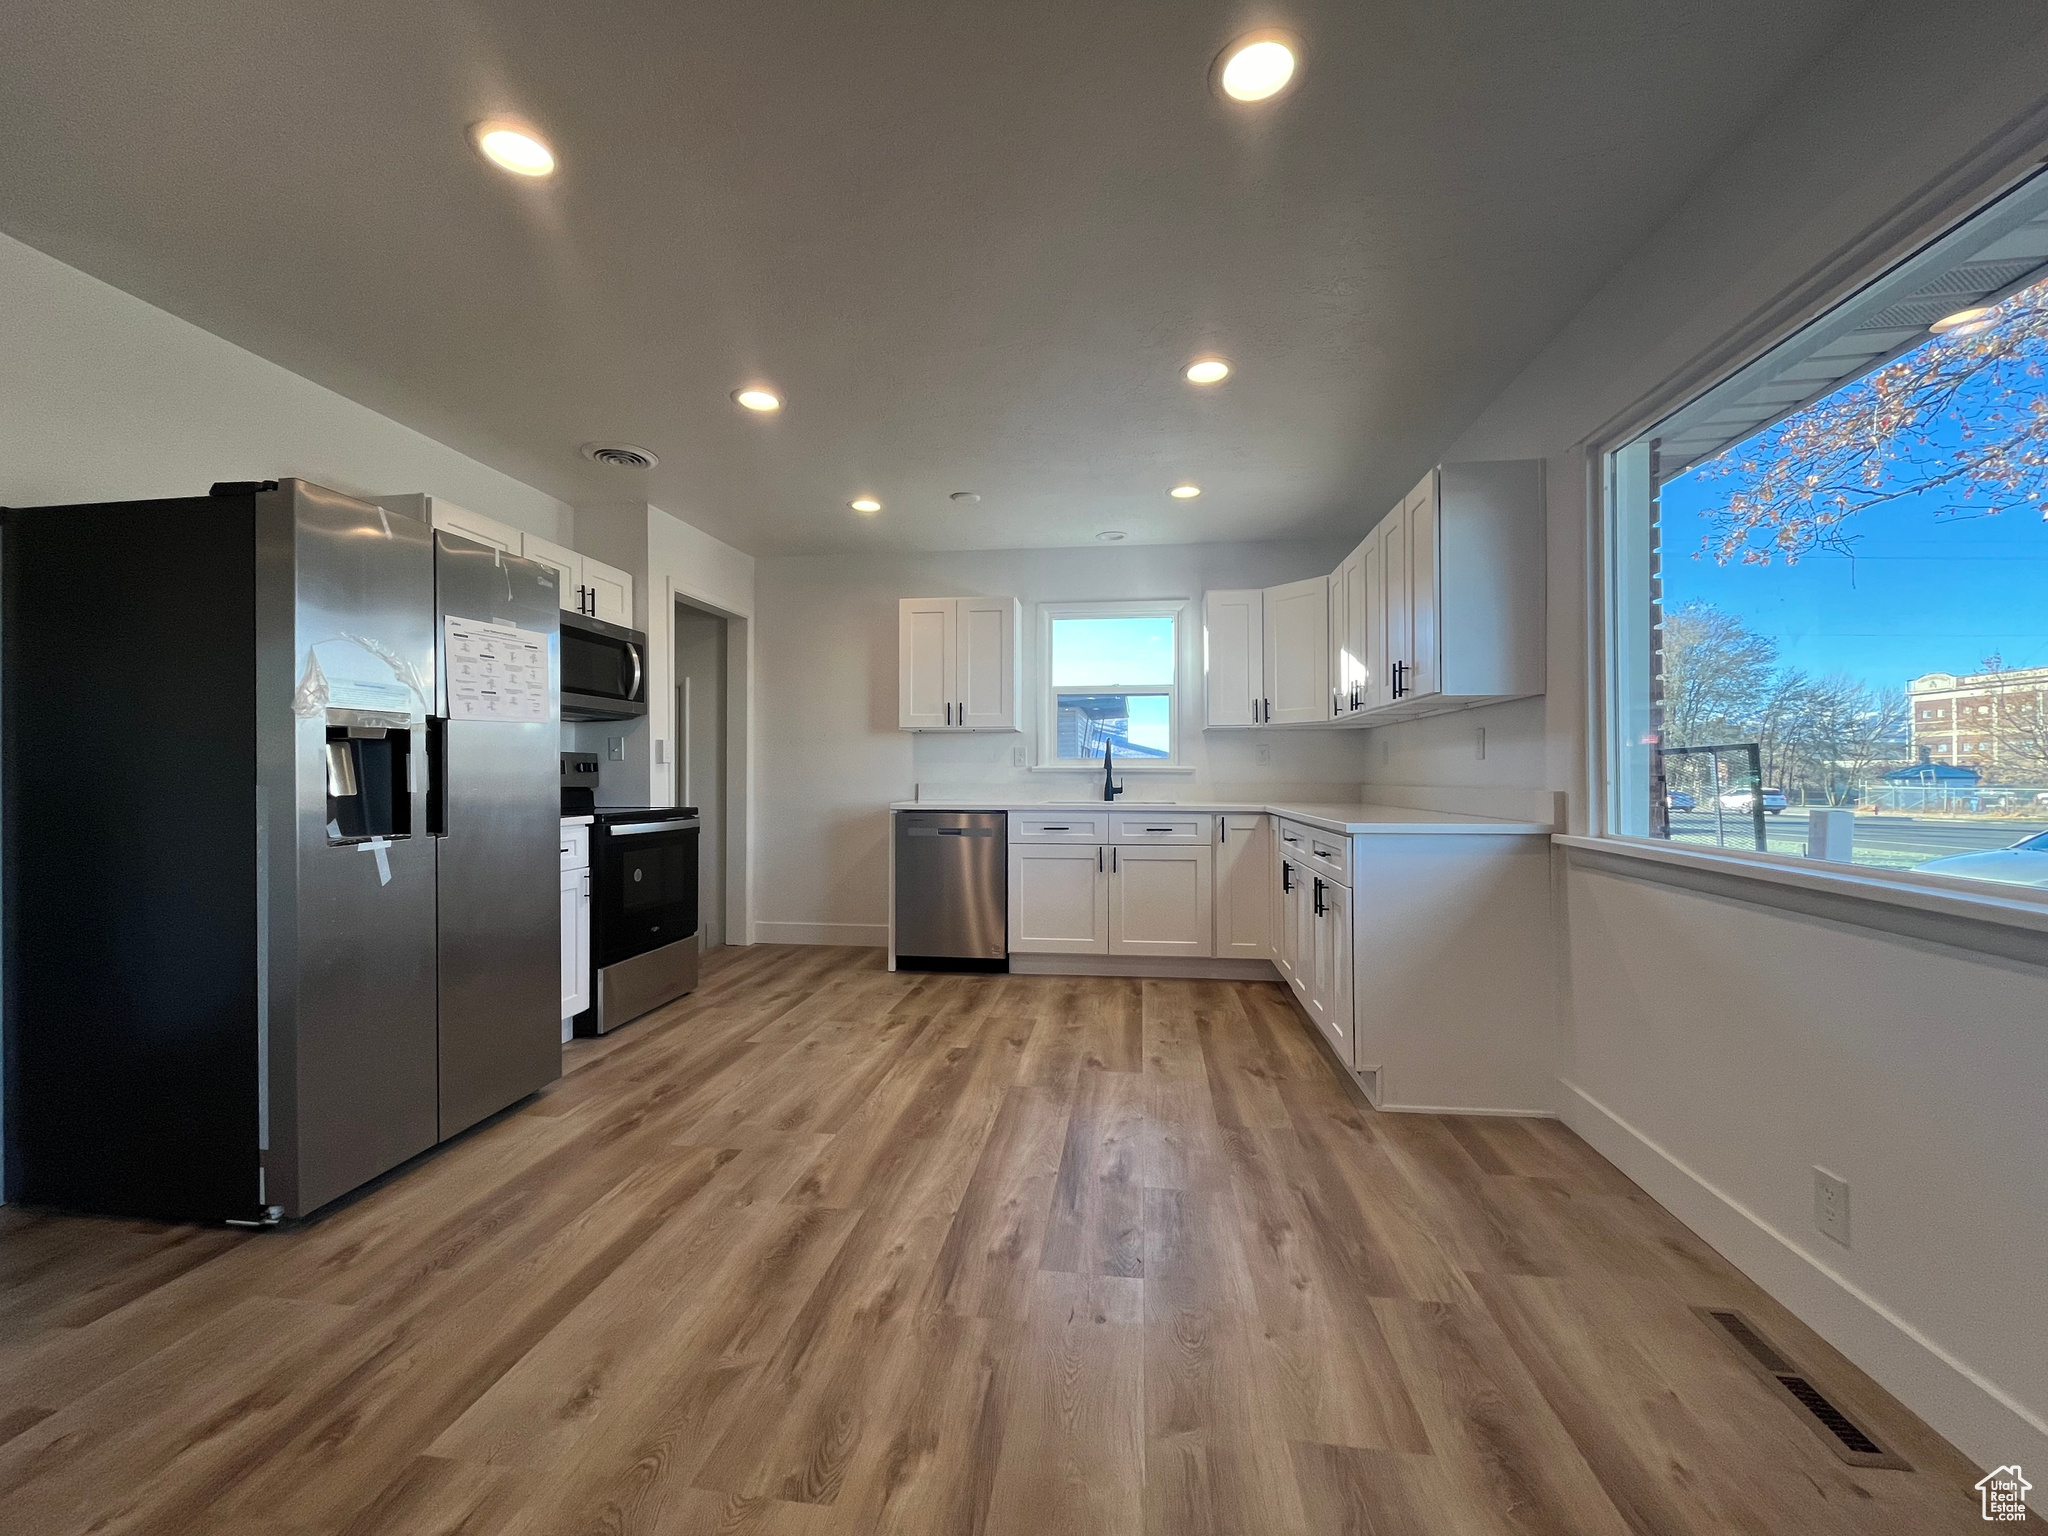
top-left (560, 612), bottom-right (647, 721)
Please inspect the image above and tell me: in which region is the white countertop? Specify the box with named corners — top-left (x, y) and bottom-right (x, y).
top-left (886, 798), bottom-right (1550, 836)
top-left (561, 814), bottom-right (594, 826)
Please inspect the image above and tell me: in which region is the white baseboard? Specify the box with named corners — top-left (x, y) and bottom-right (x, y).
top-left (1008, 954), bottom-right (1280, 981)
top-left (1562, 1078), bottom-right (2048, 1487)
top-left (752, 921), bottom-right (888, 947)
top-left (1379, 1101), bottom-right (1558, 1118)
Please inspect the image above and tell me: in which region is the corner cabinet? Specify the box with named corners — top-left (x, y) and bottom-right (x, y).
top-left (1201, 578), bottom-right (1328, 728)
top-left (899, 596), bottom-right (1022, 731)
top-left (1212, 814), bottom-right (1271, 959)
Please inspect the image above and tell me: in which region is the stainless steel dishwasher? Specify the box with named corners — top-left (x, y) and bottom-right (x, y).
top-left (894, 810), bottom-right (1008, 971)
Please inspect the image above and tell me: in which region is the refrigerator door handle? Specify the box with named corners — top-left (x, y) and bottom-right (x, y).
top-left (425, 716), bottom-right (448, 837)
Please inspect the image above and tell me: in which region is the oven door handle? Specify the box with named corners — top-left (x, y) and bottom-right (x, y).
top-left (626, 641), bottom-right (643, 702)
top-left (606, 818), bottom-right (700, 835)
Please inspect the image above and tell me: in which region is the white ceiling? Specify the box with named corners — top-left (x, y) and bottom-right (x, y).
top-left (0, 1), bottom-right (1871, 555)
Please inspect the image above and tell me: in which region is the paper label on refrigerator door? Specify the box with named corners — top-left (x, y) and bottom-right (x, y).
top-left (444, 616), bottom-right (551, 720)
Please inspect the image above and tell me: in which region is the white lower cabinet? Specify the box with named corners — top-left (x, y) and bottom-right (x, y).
top-left (1304, 873), bottom-right (1354, 1063)
top-left (1274, 851), bottom-right (1354, 1067)
top-left (1009, 842), bottom-right (1111, 953)
top-left (1008, 839), bottom-right (1213, 958)
top-left (1276, 854), bottom-right (1309, 989)
top-left (1212, 814), bottom-right (1271, 959)
top-left (1107, 844), bottom-right (1212, 958)
top-left (560, 866), bottom-right (591, 1023)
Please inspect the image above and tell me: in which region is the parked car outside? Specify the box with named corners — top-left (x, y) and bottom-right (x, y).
top-left (1717, 786), bottom-right (1788, 814)
top-left (1664, 789), bottom-right (1696, 812)
top-left (1916, 831), bottom-right (2048, 889)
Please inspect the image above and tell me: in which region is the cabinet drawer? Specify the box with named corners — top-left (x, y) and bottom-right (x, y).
top-left (1110, 813), bottom-right (1210, 845)
top-left (1277, 819), bottom-right (1351, 886)
top-left (1011, 812), bottom-right (1108, 843)
top-left (560, 823), bottom-right (590, 871)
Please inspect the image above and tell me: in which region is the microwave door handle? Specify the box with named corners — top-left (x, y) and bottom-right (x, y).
top-left (626, 642), bottom-right (643, 702)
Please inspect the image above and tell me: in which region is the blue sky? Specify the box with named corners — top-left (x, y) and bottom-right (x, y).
top-left (1661, 394), bottom-right (2048, 691)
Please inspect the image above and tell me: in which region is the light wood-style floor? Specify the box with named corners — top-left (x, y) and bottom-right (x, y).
top-left (0, 945), bottom-right (1987, 1534)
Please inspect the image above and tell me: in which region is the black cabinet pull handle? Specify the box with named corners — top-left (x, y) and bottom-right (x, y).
top-left (1281, 862), bottom-right (1292, 892)
top-left (1313, 877), bottom-right (1326, 916)
top-left (1098, 847), bottom-right (1104, 872)
top-left (1112, 847), bottom-right (1118, 873)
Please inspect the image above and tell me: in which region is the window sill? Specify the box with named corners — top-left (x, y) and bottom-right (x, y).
top-left (1553, 833), bottom-right (2048, 962)
top-left (1030, 762), bottom-right (1197, 775)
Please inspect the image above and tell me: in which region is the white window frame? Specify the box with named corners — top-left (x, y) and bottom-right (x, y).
top-left (1036, 600), bottom-right (1192, 772)
top-left (1582, 169), bottom-right (2048, 938)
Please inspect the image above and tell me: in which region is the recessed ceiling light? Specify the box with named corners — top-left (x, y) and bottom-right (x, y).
top-left (949, 491), bottom-right (982, 504)
top-left (1930, 306), bottom-right (1993, 334)
top-left (1214, 32), bottom-right (1300, 103)
top-left (1169, 484), bottom-right (1202, 499)
top-left (470, 120), bottom-right (556, 178)
top-left (732, 387), bottom-right (782, 413)
top-left (850, 497), bottom-right (882, 514)
top-left (1096, 530), bottom-right (1127, 542)
top-left (1184, 357), bottom-right (1231, 385)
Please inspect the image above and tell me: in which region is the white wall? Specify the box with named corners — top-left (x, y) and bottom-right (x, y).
top-left (1355, 0), bottom-right (2048, 1482)
top-left (753, 538), bottom-right (1366, 944)
top-left (0, 232), bottom-right (569, 540)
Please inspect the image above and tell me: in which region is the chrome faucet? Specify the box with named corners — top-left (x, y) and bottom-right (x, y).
top-left (1103, 738), bottom-right (1124, 801)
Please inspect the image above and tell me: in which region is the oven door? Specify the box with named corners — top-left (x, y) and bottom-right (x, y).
top-left (594, 818), bottom-right (700, 967)
top-left (561, 614), bottom-right (648, 721)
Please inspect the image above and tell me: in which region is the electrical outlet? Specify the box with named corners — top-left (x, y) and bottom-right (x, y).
top-left (1012, 745), bottom-right (1026, 767)
top-left (607, 736), bottom-right (625, 761)
top-left (1813, 1167), bottom-right (1851, 1247)
top-left (1257, 742), bottom-right (1271, 765)
top-left (653, 738), bottom-right (668, 766)
top-left (1475, 726), bottom-right (1487, 761)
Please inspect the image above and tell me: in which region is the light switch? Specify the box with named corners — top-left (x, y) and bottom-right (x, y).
top-left (607, 737), bottom-right (625, 761)
top-left (654, 738), bottom-right (668, 765)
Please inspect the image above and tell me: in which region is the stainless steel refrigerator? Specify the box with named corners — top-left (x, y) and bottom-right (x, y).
top-left (430, 528), bottom-right (562, 1139)
top-left (2, 479), bottom-right (561, 1223)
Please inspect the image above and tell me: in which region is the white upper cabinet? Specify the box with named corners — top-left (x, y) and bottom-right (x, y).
top-left (1202, 589), bottom-right (1264, 727)
top-left (580, 554), bottom-right (634, 627)
top-left (898, 596), bottom-right (1020, 731)
top-left (1405, 471), bottom-right (1441, 701)
top-left (955, 596), bottom-right (1018, 730)
top-left (1335, 459), bottom-right (1545, 725)
top-left (1330, 543), bottom-right (1369, 719)
top-left (432, 500), bottom-right (522, 556)
top-left (524, 533), bottom-right (634, 626)
top-left (1262, 576), bottom-right (1329, 726)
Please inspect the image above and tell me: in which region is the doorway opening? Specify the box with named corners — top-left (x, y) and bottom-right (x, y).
top-left (674, 599), bottom-right (730, 950)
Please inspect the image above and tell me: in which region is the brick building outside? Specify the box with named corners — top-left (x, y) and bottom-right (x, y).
top-left (1907, 664), bottom-right (2048, 781)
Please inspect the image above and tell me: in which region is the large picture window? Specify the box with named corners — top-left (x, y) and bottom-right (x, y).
top-left (1040, 602), bottom-right (1183, 765)
top-left (1606, 168), bottom-right (2048, 894)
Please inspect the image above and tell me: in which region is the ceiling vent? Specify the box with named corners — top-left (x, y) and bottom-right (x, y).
top-left (581, 442), bottom-right (658, 470)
